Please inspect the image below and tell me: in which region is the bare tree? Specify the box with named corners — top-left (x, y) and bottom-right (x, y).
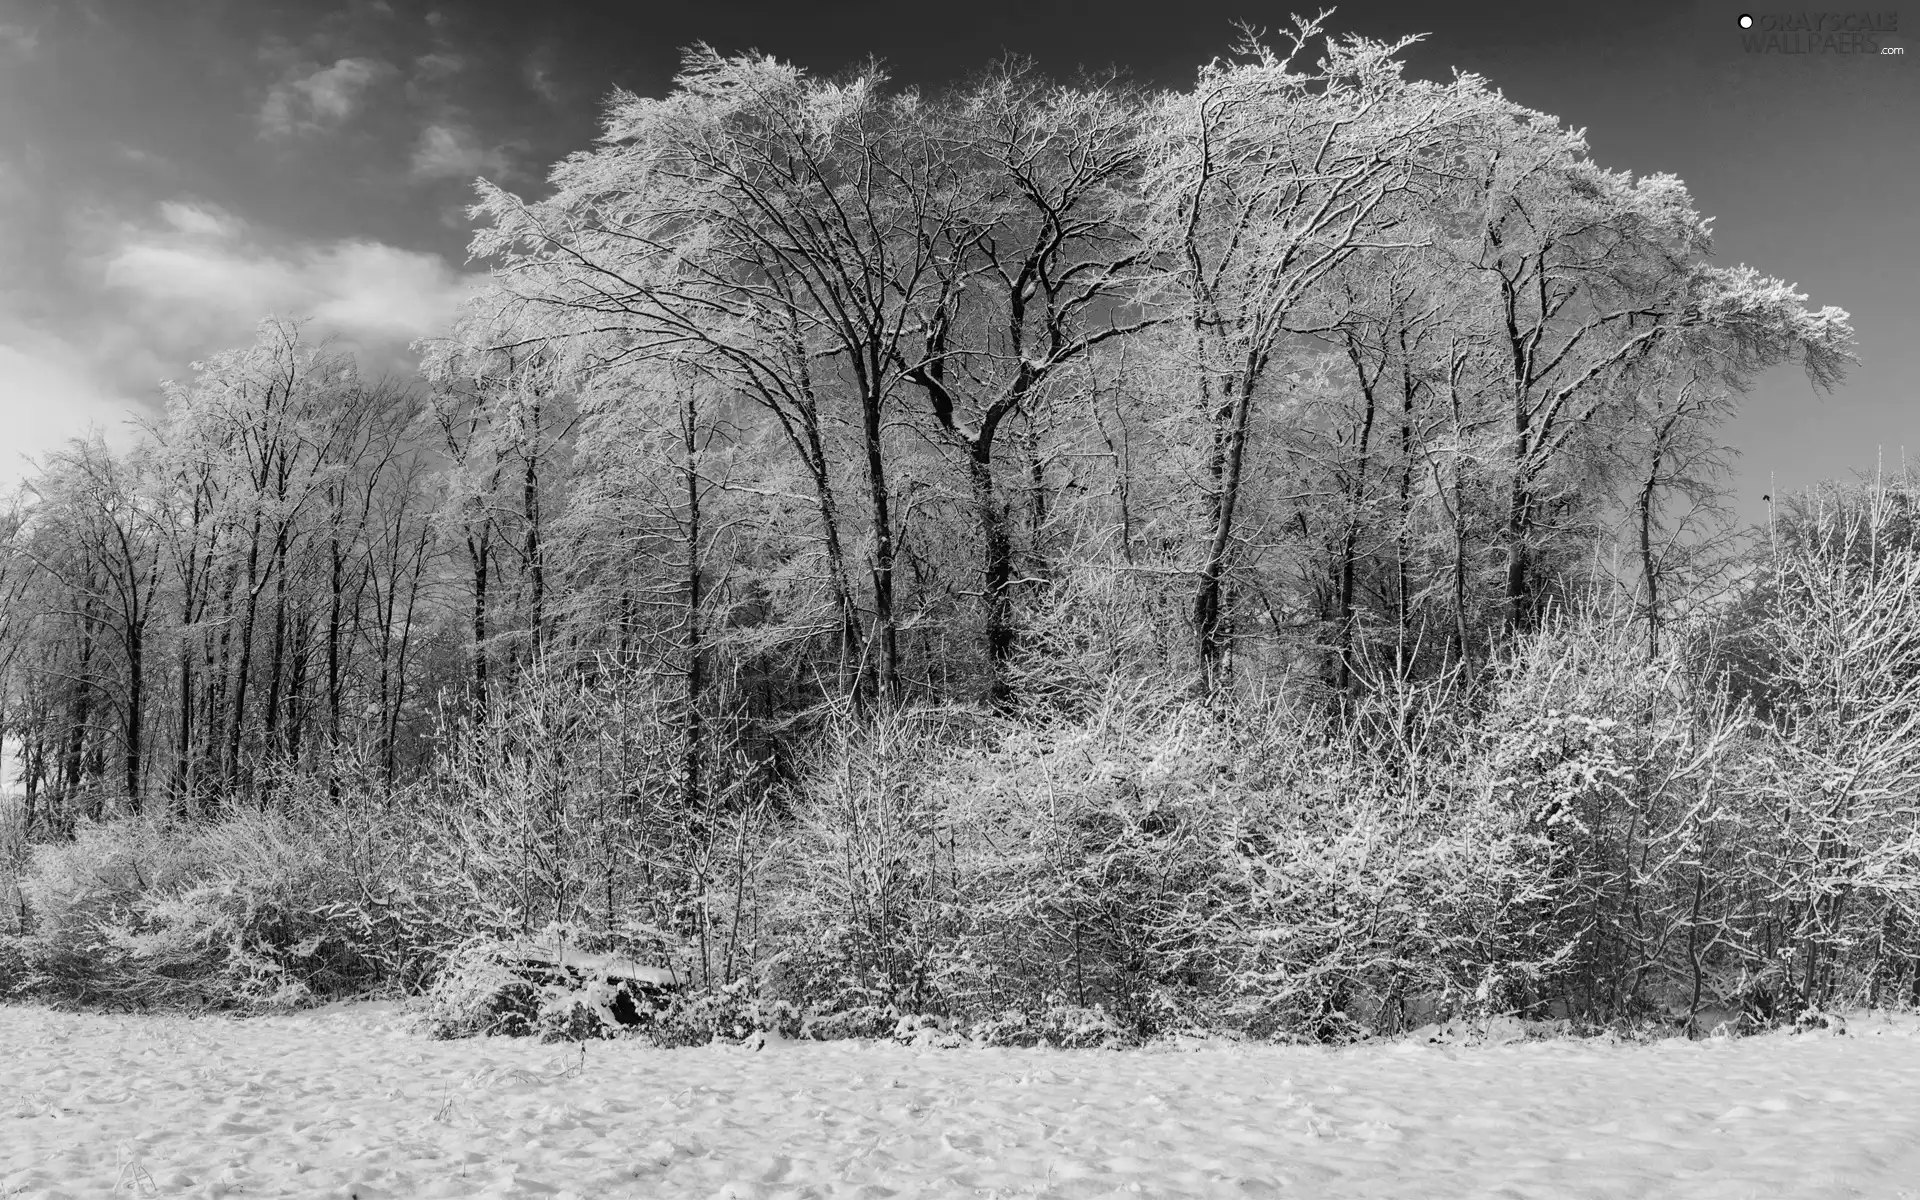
top-left (1140, 17), bottom-right (1499, 686)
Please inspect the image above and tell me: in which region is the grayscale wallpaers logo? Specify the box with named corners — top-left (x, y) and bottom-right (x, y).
top-left (1736, 12), bottom-right (1904, 52)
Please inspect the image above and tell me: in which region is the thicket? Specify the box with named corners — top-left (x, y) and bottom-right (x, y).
top-left (2, 24), bottom-right (1897, 1043)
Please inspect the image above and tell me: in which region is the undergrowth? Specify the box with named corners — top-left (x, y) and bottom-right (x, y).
top-left (6, 604), bottom-right (1920, 1044)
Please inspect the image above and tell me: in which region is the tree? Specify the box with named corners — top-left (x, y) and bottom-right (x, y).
top-left (458, 48), bottom-right (969, 705)
top-left (1139, 17), bottom-right (1502, 686)
top-left (18, 439), bottom-right (164, 808)
top-left (1431, 108), bottom-right (1853, 633)
top-left (891, 65), bottom-right (1154, 704)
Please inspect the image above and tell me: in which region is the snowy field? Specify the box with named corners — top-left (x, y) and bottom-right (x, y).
top-left (5, 1004), bottom-right (1920, 1199)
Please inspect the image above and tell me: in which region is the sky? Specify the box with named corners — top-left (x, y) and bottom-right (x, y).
top-left (0, 0), bottom-right (1913, 523)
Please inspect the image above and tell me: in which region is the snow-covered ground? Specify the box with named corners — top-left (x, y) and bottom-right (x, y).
top-left (4, 1004), bottom-right (1920, 1199)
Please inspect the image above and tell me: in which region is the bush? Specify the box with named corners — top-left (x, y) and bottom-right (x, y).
top-left (1, 795), bottom-right (27, 939)
top-left (416, 929), bottom-right (686, 1042)
top-left (0, 796), bottom-right (406, 1009)
top-left (758, 705), bottom-right (979, 1025)
top-left (415, 942), bottom-right (546, 1039)
top-left (409, 664), bottom-right (768, 996)
top-left (750, 673), bottom-right (1585, 1043)
top-left (16, 591), bottom-right (1920, 1046)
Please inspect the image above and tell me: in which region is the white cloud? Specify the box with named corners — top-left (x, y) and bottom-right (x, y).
top-left (409, 123), bottom-right (510, 181)
top-left (258, 57), bottom-right (393, 137)
top-left (0, 203), bottom-right (478, 487)
top-left (306, 241), bottom-right (478, 337)
top-left (0, 330), bottom-right (142, 488)
top-left (100, 201), bottom-right (479, 349)
top-left (157, 200), bottom-right (241, 239)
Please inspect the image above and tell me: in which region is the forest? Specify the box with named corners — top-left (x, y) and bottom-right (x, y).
top-left (1, 21), bottom-right (1906, 1046)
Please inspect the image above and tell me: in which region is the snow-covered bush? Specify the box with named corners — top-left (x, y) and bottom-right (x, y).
top-left (416, 927), bottom-right (689, 1041)
top-left (1716, 476), bottom-right (1920, 1014)
top-left (758, 705), bottom-right (980, 1023)
top-left (645, 980), bottom-right (800, 1046)
top-left (410, 663), bottom-right (767, 996)
top-left (756, 673), bottom-right (1582, 1042)
top-left (0, 797), bottom-right (400, 1009)
top-left (416, 941), bottom-right (545, 1038)
top-left (1462, 611), bottom-right (1745, 1027)
top-left (1, 794), bottom-right (31, 947)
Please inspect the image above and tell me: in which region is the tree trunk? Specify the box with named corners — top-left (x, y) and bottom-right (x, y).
top-left (859, 385), bottom-right (901, 704)
top-left (1194, 358), bottom-right (1259, 690)
top-left (971, 450), bottom-right (1014, 707)
top-left (123, 616), bottom-right (144, 810)
top-left (681, 382), bottom-right (706, 809)
top-left (469, 528), bottom-right (489, 706)
top-left (1638, 449), bottom-right (1662, 661)
top-left (522, 393), bottom-right (545, 667)
top-left (1336, 340), bottom-right (1381, 693)
top-left (262, 541), bottom-right (288, 766)
top-left (227, 523), bottom-right (264, 796)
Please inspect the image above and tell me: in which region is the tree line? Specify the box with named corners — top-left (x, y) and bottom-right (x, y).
top-left (1, 24), bottom-right (1851, 820)
top-left (15, 23), bottom-right (1918, 1040)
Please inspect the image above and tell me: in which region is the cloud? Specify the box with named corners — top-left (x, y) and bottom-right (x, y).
top-left (258, 57), bottom-right (393, 137)
top-left (307, 241), bottom-right (480, 337)
top-left (0, 22), bottom-right (39, 58)
top-left (413, 51), bottom-right (464, 80)
top-left (409, 123), bottom-right (510, 181)
top-left (0, 329), bottom-right (142, 488)
top-left (524, 46), bottom-right (562, 106)
top-left (102, 204), bottom-right (478, 345)
top-left (0, 201), bottom-right (479, 488)
top-left (157, 200), bottom-right (241, 239)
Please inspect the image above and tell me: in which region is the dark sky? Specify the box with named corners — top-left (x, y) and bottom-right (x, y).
top-left (0, 0), bottom-right (1913, 521)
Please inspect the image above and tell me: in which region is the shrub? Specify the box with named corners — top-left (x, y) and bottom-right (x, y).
top-left (758, 705), bottom-right (981, 1023)
top-left (0, 796), bottom-right (405, 1009)
top-left (414, 942), bottom-right (545, 1039)
top-left (752, 673), bottom-right (1582, 1043)
top-left (411, 663), bottom-right (768, 995)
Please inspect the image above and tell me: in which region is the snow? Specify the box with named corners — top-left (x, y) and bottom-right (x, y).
top-left (493, 942), bottom-right (681, 989)
top-left (5, 1004), bottom-right (1920, 1199)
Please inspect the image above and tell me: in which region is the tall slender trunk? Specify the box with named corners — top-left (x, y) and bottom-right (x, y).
top-left (123, 616), bottom-right (144, 810)
top-left (971, 450), bottom-right (1014, 707)
top-left (681, 383), bottom-right (706, 809)
top-left (1336, 341), bottom-right (1381, 694)
top-left (285, 611), bottom-right (309, 767)
top-left (1638, 411), bottom-right (1682, 662)
top-left (227, 519), bottom-right (265, 794)
top-left (469, 527), bottom-right (490, 706)
top-left (262, 540), bottom-right (289, 764)
top-left (170, 514), bottom-right (205, 812)
top-left (326, 528), bottom-right (346, 779)
top-left (1504, 481), bottom-right (1532, 633)
top-left (1638, 452), bottom-right (1661, 661)
top-left (782, 318), bottom-right (860, 695)
top-left (1395, 346), bottom-right (1418, 670)
top-left (203, 560), bottom-right (237, 807)
top-left (1453, 479), bottom-right (1472, 670)
top-left (173, 636), bottom-right (194, 811)
top-left (384, 517), bottom-right (431, 785)
top-left (1194, 353), bottom-right (1261, 689)
top-left (858, 381), bottom-right (900, 704)
top-left (521, 392), bottom-right (545, 668)
top-left (61, 596), bottom-right (99, 806)
top-left (1023, 417), bottom-right (1050, 583)
top-left (1503, 274), bottom-right (1537, 635)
